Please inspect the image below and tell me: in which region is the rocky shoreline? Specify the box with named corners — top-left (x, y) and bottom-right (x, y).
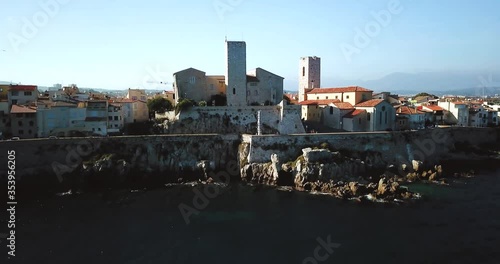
top-left (240, 147), bottom-right (500, 204)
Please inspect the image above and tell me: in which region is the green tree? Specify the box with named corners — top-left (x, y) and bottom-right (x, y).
top-left (147, 97), bottom-right (173, 113)
top-left (175, 98), bottom-right (196, 114)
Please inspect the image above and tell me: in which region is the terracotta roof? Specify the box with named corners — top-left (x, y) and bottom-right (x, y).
top-left (113, 98), bottom-right (135, 103)
top-left (9, 85), bottom-right (37, 91)
top-left (343, 109), bottom-right (366, 118)
top-left (355, 99), bottom-right (385, 107)
top-left (11, 104), bottom-right (37, 114)
top-left (332, 102), bottom-right (354, 110)
top-left (299, 99), bottom-right (341, 106)
top-left (452, 102), bottom-right (467, 105)
top-left (307, 86), bottom-right (373, 94)
top-left (423, 105), bottom-right (444, 111)
top-left (396, 106), bottom-right (424, 115)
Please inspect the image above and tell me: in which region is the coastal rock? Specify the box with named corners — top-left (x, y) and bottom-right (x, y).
top-left (412, 160), bottom-right (423, 172)
top-left (377, 178), bottom-right (389, 196)
top-left (302, 148), bottom-right (335, 163)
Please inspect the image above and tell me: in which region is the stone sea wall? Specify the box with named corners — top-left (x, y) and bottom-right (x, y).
top-left (241, 127), bottom-right (499, 168)
top-left (1, 127), bottom-right (498, 197)
top-left (0, 134), bottom-right (240, 193)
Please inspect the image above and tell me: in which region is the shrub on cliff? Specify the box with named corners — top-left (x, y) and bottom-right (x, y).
top-left (175, 98), bottom-right (196, 115)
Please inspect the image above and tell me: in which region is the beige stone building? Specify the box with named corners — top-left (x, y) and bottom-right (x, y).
top-left (125, 89), bottom-right (148, 122)
top-left (173, 41), bottom-right (284, 107)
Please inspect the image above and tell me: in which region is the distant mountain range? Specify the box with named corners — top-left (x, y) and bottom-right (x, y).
top-left (5, 70), bottom-right (500, 97)
top-left (323, 71), bottom-right (500, 96)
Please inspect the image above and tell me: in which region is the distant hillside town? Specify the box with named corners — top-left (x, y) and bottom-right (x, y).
top-left (1, 41), bottom-right (499, 139)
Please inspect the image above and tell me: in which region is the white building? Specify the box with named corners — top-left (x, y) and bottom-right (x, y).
top-left (438, 101), bottom-right (469, 126)
top-left (107, 103), bottom-right (124, 134)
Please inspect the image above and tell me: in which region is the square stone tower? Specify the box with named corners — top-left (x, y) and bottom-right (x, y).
top-left (225, 41), bottom-right (247, 106)
top-left (298, 56), bottom-right (321, 102)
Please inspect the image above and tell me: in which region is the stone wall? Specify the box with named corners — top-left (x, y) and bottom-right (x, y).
top-left (0, 134), bottom-right (240, 191)
top-left (168, 104), bottom-right (304, 135)
top-left (241, 127), bottom-right (499, 168)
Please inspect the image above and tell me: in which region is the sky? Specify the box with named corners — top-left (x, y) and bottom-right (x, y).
top-left (0, 0), bottom-right (499, 91)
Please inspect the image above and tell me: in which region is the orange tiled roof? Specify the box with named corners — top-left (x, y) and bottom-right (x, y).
top-left (332, 102), bottom-right (354, 110)
top-left (299, 99), bottom-right (341, 105)
top-left (307, 86), bottom-right (373, 94)
top-left (9, 85), bottom-right (37, 91)
top-left (343, 109), bottom-right (366, 118)
top-left (396, 106), bottom-right (424, 115)
top-left (355, 99), bottom-right (385, 107)
top-left (11, 104), bottom-right (37, 113)
top-left (423, 105), bottom-right (444, 111)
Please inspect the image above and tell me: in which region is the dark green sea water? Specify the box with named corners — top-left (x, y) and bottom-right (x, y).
top-left (5, 169), bottom-right (500, 264)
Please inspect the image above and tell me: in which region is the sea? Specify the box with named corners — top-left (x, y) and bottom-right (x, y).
top-left (4, 168), bottom-right (500, 264)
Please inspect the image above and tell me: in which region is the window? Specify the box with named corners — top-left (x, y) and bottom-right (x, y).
top-left (233, 88), bottom-right (236, 95)
top-left (189, 76), bottom-right (196, 84)
top-left (317, 96), bottom-right (319, 99)
top-left (29, 121), bottom-right (34, 126)
top-left (326, 96), bottom-right (329, 99)
top-left (11, 91), bottom-right (19, 96)
top-left (382, 106), bottom-right (386, 111)
top-left (12, 100), bottom-right (18, 105)
top-left (114, 116), bottom-right (118, 121)
top-left (302, 67), bottom-right (305, 77)
top-left (346, 95), bottom-right (350, 99)
top-left (367, 113), bottom-right (371, 121)
top-left (18, 130), bottom-right (24, 135)
top-left (18, 121), bottom-right (23, 126)
top-left (385, 111), bottom-right (388, 124)
top-left (109, 116), bottom-right (112, 120)
top-left (379, 112), bottom-right (382, 125)
top-left (98, 128), bottom-right (101, 131)
top-left (140, 96), bottom-right (146, 101)
top-left (335, 96), bottom-right (338, 99)
top-left (28, 129), bottom-right (32, 134)
top-left (329, 106), bottom-right (333, 115)
top-left (24, 91), bottom-right (32, 96)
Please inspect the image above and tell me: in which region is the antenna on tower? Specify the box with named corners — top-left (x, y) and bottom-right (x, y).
top-left (225, 35), bottom-right (227, 42)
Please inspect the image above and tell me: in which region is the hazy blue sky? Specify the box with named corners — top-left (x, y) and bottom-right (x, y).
top-left (1, 0), bottom-right (499, 90)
